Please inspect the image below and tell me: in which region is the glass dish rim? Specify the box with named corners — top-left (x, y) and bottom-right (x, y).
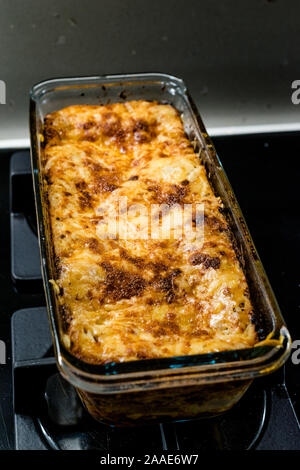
top-left (29, 72), bottom-right (291, 390)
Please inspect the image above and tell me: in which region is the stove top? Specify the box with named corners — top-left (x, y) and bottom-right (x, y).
top-left (1, 132), bottom-right (300, 450)
top-left (10, 307), bottom-right (300, 450)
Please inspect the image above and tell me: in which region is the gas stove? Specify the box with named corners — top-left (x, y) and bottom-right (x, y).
top-left (1, 132), bottom-right (300, 450)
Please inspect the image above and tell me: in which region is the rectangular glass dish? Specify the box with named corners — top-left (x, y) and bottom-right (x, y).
top-left (29, 73), bottom-right (291, 426)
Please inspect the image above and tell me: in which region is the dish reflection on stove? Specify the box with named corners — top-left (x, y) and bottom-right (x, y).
top-left (45, 374), bottom-right (84, 426)
top-left (37, 371), bottom-right (267, 451)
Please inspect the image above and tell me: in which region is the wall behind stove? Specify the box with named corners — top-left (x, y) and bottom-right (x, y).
top-left (0, 0), bottom-right (299, 147)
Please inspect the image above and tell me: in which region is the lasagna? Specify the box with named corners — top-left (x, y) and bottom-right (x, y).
top-left (43, 100), bottom-right (258, 364)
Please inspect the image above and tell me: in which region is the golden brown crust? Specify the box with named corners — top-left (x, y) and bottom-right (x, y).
top-left (43, 100), bottom-right (257, 364)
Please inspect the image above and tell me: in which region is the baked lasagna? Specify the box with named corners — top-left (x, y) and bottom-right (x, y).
top-left (43, 100), bottom-right (258, 364)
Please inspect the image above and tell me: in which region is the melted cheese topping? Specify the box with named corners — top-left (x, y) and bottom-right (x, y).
top-left (43, 100), bottom-right (257, 364)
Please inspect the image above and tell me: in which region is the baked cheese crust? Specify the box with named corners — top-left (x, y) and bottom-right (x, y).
top-left (43, 100), bottom-right (257, 364)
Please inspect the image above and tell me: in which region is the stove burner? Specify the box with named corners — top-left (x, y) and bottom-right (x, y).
top-left (37, 371), bottom-right (267, 451)
top-left (12, 307), bottom-right (300, 450)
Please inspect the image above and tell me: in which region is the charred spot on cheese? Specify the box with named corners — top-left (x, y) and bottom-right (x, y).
top-left (191, 328), bottom-right (210, 337)
top-left (82, 134), bottom-right (98, 142)
top-left (148, 184), bottom-right (188, 206)
top-left (78, 191), bottom-right (93, 210)
top-left (223, 287), bottom-right (231, 296)
top-left (146, 318), bottom-right (180, 338)
top-left (101, 262), bottom-right (146, 301)
top-left (189, 252), bottom-right (221, 269)
top-left (82, 120), bottom-right (97, 130)
top-left (86, 237), bottom-right (102, 254)
top-left (83, 157), bottom-right (104, 171)
top-left (93, 174), bottom-right (119, 193)
top-left (204, 214), bottom-right (227, 233)
top-left (75, 181), bottom-right (88, 191)
top-left (54, 254), bottom-right (62, 277)
top-left (128, 175), bottom-right (139, 181)
top-left (153, 269), bottom-right (181, 304)
top-left (43, 116), bottom-right (62, 146)
top-left (60, 305), bottom-right (72, 332)
top-left (44, 172), bottom-right (52, 185)
top-left (87, 289), bottom-right (94, 300)
top-left (44, 126), bottom-right (59, 146)
top-left (101, 113), bottom-right (126, 142)
top-left (131, 118), bottom-right (157, 143)
top-left (119, 247), bottom-right (171, 276)
top-left (136, 348), bottom-right (151, 360)
top-left (119, 248), bottom-right (145, 269)
top-left (163, 185), bottom-right (187, 205)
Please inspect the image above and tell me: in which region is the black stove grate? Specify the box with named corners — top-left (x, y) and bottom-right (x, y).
top-left (10, 152), bottom-right (41, 290)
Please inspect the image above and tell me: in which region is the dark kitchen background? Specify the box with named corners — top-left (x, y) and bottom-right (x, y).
top-left (0, 0), bottom-right (299, 451)
top-left (0, 0), bottom-right (300, 145)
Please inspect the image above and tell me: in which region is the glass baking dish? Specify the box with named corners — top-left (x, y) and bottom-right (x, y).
top-left (29, 73), bottom-right (291, 426)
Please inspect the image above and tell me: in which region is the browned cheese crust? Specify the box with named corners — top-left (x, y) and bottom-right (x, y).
top-left (43, 100), bottom-right (257, 364)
